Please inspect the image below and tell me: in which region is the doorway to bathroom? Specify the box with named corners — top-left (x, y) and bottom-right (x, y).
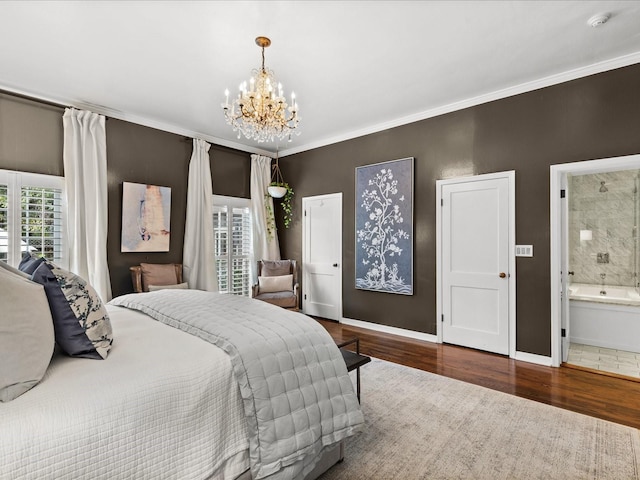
top-left (550, 154), bottom-right (640, 379)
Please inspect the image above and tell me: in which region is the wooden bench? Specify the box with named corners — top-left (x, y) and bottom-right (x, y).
top-left (337, 338), bottom-right (371, 402)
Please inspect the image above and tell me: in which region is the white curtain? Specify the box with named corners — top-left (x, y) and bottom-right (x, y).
top-left (250, 154), bottom-right (280, 280)
top-left (63, 108), bottom-right (112, 301)
top-left (62, 108), bottom-right (111, 302)
top-left (183, 139), bottom-right (218, 291)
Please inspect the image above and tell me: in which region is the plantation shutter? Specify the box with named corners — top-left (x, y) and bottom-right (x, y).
top-left (213, 196), bottom-right (252, 296)
top-left (213, 205), bottom-right (229, 292)
top-left (0, 170), bottom-right (66, 267)
top-left (230, 206), bottom-right (252, 295)
top-left (21, 185), bottom-right (64, 264)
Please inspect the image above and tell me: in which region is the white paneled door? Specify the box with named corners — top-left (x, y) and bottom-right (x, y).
top-left (302, 193), bottom-right (342, 320)
top-left (440, 174), bottom-right (512, 355)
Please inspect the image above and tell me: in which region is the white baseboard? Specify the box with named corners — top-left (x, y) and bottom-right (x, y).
top-left (339, 317), bottom-right (554, 367)
top-left (340, 317), bottom-right (438, 343)
top-left (514, 351), bottom-right (553, 366)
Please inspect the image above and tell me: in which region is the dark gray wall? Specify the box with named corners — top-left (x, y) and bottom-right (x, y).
top-left (106, 120), bottom-right (250, 296)
top-left (4, 62), bottom-right (640, 356)
top-left (0, 92), bottom-right (251, 297)
top-left (105, 119), bottom-right (191, 296)
top-left (278, 63), bottom-right (640, 357)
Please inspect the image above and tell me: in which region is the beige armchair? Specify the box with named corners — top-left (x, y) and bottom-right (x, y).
top-left (252, 260), bottom-right (299, 310)
top-left (130, 263), bottom-right (183, 293)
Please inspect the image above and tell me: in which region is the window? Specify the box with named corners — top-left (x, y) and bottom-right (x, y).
top-left (0, 170), bottom-right (66, 268)
top-left (213, 195), bottom-right (252, 296)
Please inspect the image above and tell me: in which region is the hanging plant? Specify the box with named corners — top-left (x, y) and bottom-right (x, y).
top-left (264, 182), bottom-right (294, 238)
top-left (264, 150), bottom-right (294, 238)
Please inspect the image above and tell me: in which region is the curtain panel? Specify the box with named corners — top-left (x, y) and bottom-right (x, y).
top-left (183, 139), bottom-right (218, 291)
top-left (62, 108), bottom-right (112, 301)
top-left (250, 154), bottom-right (280, 283)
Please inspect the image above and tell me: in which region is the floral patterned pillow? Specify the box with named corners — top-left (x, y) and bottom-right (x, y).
top-left (31, 260), bottom-right (113, 359)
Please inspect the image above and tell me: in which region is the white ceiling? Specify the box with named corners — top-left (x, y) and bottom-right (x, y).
top-left (1, 1), bottom-right (640, 157)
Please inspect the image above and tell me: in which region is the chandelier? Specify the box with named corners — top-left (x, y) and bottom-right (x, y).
top-left (222, 36), bottom-right (300, 143)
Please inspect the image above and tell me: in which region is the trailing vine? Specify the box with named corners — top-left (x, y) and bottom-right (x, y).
top-left (265, 194), bottom-right (276, 239)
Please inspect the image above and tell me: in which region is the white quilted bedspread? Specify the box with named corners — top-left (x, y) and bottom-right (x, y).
top-left (0, 306), bottom-right (249, 480)
top-left (110, 290), bottom-right (364, 480)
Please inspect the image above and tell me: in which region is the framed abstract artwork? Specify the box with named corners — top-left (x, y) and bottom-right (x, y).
top-left (121, 182), bottom-right (171, 252)
top-left (355, 157), bottom-right (413, 295)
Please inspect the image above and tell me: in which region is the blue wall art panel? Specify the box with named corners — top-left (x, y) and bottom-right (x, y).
top-left (355, 157), bottom-right (413, 295)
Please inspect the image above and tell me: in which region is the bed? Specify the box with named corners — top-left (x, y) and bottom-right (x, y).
top-left (0, 281), bottom-right (363, 479)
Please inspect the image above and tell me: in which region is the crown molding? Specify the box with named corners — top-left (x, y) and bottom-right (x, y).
top-left (279, 50), bottom-right (640, 157)
top-left (3, 49), bottom-right (640, 159)
top-left (0, 83), bottom-right (274, 157)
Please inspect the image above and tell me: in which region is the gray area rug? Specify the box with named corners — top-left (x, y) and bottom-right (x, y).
top-left (319, 358), bottom-right (640, 479)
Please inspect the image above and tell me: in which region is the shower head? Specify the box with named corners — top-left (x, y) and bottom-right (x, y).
top-left (599, 181), bottom-right (608, 193)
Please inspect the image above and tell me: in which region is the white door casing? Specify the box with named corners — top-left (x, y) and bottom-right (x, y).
top-left (436, 171), bottom-right (515, 357)
top-left (302, 193), bottom-right (343, 320)
top-left (550, 154), bottom-right (640, 367)
top-left (560, 175), bottom-right (570, 363)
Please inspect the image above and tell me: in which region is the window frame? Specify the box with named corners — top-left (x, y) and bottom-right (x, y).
top-left (0, 169), bottom-right (67, 268)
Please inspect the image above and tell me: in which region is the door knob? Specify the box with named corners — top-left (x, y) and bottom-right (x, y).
top-left (499, 272), bottom-right (507, 278)
top-left (333, 263), bottom-right (339, 267)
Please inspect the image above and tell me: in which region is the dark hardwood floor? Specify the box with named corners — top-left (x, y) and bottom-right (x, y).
top-left (318, 319), bottom-right (640, 430)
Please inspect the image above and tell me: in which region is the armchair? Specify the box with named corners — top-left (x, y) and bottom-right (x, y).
top-left (252, 260), bottom-right (299, 310)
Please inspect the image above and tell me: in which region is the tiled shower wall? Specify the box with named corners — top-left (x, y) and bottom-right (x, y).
top-left (569, 170), bottom-right (640, 287)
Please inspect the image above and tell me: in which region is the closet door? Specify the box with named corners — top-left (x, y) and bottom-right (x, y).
top-left (441, 175), bottom-right (511, 355)
top-left (302, 193), bottom-right (342, 320)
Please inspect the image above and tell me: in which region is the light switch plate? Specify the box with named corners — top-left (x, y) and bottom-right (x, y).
top-left (515, 245), bottom-right (533, 257)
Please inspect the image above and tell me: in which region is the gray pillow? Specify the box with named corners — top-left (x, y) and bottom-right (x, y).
top-left (0, 266), bottom-right (55, 402)
top-left (31, 260), bottom-right (113, 360)
top-left (0, 260), bottom-right (30, 279)
top-left (18, 251), bottom-right (45, 275)
top-left (261, 259), bottom-right (292, 277)
top-left (140, 263), bottom-right (178, 292)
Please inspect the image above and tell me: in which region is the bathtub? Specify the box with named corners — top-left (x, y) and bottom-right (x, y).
top-left (568, 283), bottom-right (640, 354)
top-left (569, 283), bottom-right (640, 306)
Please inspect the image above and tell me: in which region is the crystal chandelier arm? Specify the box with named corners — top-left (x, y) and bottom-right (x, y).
top-left (272, 101), bottom-right (284, 117)
top-left (241, 99), bottom-right (255, 119)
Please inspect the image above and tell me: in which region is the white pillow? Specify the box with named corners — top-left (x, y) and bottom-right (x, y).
top-left (148, 282), bottom-right (189, 291)
top-left (258, 274), bottom-right (293, 293)
top-left (0, 267), bottom-right (55, 401)
top-left (0, 260), bottom-right (30, 279)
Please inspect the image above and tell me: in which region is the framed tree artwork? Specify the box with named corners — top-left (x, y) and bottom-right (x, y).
top-left (355, 157), bottom-right (413, 295)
